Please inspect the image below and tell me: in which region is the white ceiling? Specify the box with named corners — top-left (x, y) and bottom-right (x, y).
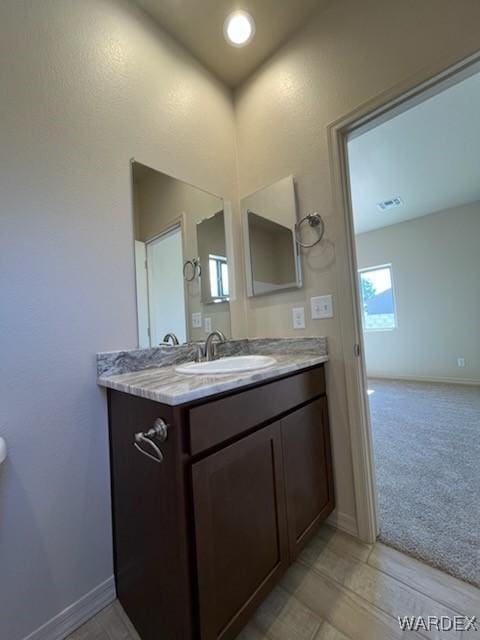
top-left (348, 69), bottom-right (480, 234)
top-left (133, 0), bottom-right (329, 87)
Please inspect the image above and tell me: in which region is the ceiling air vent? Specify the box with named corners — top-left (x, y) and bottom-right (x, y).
top-left (376, 196), bottom-right (403, 211)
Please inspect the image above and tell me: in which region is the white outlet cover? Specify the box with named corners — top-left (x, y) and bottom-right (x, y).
top-left (311, 294), bottom-right (333, 319)
top-left (457, 357), bottom-right (465, 368)
top-left (292, 307), bottom-right (305, 330)
top-left (204, 317), bottom-right (212, 333)
top-left (192, 312), bottom-right (202, 329)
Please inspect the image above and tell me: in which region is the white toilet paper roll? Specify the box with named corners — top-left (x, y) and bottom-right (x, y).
top-left (0, 437), bottom-right (7, 465)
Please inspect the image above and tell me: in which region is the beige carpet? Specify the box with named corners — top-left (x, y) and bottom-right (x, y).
top-left (368, 377), bottom-right (480, 587)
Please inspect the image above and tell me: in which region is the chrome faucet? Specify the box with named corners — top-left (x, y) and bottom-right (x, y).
top-left (204, 330), bottom-right (226, 361)
top-left (162, 333), bottom-right (179, 346)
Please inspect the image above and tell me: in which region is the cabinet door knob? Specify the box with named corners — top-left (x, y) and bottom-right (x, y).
top-left (133, 418), bottom-right (168, 464)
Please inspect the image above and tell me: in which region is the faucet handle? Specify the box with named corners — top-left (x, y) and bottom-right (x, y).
top-left (193, 343), bottom-right (205, 362)
top-left (212, 341), bottom-right (223, 360)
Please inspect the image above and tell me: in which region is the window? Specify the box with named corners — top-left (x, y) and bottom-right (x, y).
top-left (359, 264), bottom-right (396, 331)
top-left (209, 254), bottom-right (229, 301)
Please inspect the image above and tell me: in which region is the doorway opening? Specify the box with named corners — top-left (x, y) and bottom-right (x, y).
top-left (343, 61), bottom-right (480, 586)
top-left (135, 224), bottom-right (187, 347)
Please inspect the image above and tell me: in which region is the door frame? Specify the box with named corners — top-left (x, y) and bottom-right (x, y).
top-left (327, 50), bottom-right (480, 543)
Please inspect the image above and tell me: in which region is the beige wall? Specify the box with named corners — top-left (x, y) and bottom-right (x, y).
top-left (135, 170), bottom-right (223, 242)
top-left (134, 170), bottom-right (231, 339)
top-left (0, 1), bottom-right (236, 639)
top-left (356, 202), bottom-right (480, 383)
top-left (249, 217), bottom-right (296, 286)
top-left (234, 0), bottom-right (480, 530)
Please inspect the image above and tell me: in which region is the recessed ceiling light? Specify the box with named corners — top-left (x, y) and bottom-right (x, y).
top-left (223, 11), bottom-right (255, 47)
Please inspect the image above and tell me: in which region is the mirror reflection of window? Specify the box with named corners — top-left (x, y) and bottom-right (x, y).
top-left (197, 210), bottom-right (230, 305)
top-left (209, 254), bottom-right (229, 300)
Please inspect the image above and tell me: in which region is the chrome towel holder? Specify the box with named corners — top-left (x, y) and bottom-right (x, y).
top-left (295, 212), bottom-right (325, 248)
top-left (133, 418), bottom-right (168, 464)
top-left (0, 437), bottom-right (6, 465)
top-left (183, 257), bottom-right (201, 281)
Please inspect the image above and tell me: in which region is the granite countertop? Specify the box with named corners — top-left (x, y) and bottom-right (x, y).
top-left (97, 351), bottom-right (328, 406)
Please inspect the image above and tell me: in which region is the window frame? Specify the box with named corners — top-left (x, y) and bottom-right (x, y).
top-left (208, 254), bottom-right (229, 301)
top-left (358, 263), bottom-right (397, 332)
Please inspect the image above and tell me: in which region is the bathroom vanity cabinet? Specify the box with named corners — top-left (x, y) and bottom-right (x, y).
top-left (107, 364), bottom-right (334, 640)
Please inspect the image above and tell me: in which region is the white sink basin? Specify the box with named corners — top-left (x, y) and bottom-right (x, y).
top-left (175, 355), bottom-right (277, 375)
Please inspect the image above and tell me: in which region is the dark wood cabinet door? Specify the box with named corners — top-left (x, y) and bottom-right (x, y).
top-left (192, 422), bottom-right (288, 640)
top-left (281, 397), bottom-right (334, 559)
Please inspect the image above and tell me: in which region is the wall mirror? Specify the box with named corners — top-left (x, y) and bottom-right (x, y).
top-left (132, 161), bottom-right (231, 347)
top-left (242, 175), bottom-right (302, 296)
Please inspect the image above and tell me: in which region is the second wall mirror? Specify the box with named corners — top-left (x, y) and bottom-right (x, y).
top-left (242, 175), bottom-right (302, 297)
top-left (131, 161), bottom-right (231, 347)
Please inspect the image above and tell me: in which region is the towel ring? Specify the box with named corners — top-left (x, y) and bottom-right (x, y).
top-left (295, 212), bottom-right (325, 248)
top-left (183, 258), bottom-right (201, 281)
top-left (133, 418), bottom-right (169, 464)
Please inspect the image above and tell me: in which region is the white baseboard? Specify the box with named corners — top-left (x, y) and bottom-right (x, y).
top-left (327, 510), bottom-right (358, 537)
top-left (23, 576), bottom-right (116, 640)
top-left (367, 373), bottom-right (480, 386)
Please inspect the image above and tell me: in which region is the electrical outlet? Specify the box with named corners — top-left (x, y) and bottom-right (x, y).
top-left (292, 307), bottom-right (305, 330)
top-left (191, 312), bottom-right (202, 329)
top-left (204, 317), bottom-right (212, 333)
top-left (311, 294), bottom-right (334, 319)
top-left (457, 357), bottom-right (465, 368)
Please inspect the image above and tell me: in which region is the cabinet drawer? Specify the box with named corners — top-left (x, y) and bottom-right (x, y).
top-left (188, 365), bottom-right (325, 455)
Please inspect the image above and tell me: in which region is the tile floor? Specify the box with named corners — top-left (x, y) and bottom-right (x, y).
top-left (66, 525), bottom-right (480, 640)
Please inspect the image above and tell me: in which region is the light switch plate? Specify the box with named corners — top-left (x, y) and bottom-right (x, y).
top-left (292, 307), bottom-right (305, 330)
top-left (311, 294), bottom-right (334, 319)
top-left (192, 312), bottom-right (202, 329)
top-left (204, 317), bottom-right (212, 333)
